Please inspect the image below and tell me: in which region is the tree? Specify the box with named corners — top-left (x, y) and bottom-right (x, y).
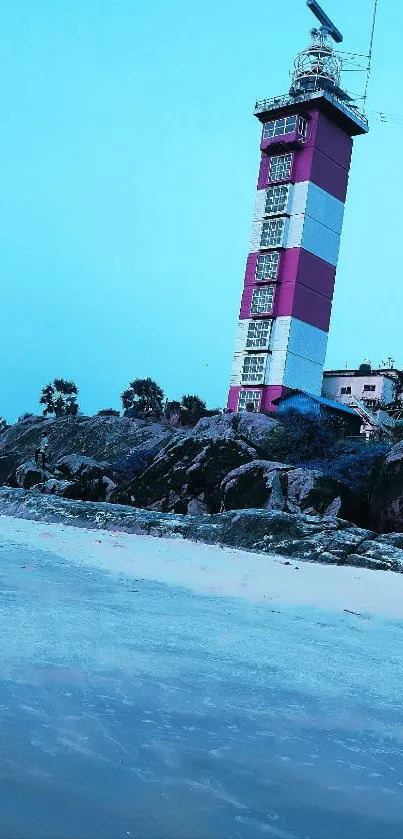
top-left (39, 378), bottom-right (79, 417)
top-left (0, 417), bottom-right (8, 434)
top-left (121, 378), bottom-right (164, 417)
top-left (180, 394), bottom-right (207, 426)
top-left (164, 400), bottom-right (182, 426)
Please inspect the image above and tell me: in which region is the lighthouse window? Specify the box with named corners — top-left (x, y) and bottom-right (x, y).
top-left (246, 320), bottom-right (271, 349)
top-left (263, 116), bottom-right (297, 139)
top-left (238, 389), bottom-right (261, 412)
top-left (269, 153), bottom-right (293, 182)
top-left (265, 185), bottom-right (289, 215)
top-left (241, 355), bottom-right (267, 384)
top-left (298, 115), bottom-right (307, 138)
top-left (260, 217), bottom-right (285, 249)
top-left (256, 251), bottom-right (280, 281)
top-left (250, 286), bottom-right (275, 315)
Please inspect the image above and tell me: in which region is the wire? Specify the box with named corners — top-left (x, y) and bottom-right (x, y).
top-left (363, 0), bottom-right (379, 114)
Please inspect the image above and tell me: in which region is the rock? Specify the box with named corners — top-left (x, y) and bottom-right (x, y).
top-left (114, 437), bottom-right (257, 513)
top-left (0, 415), bottom-right (180, 471)
top-left (15, 460), bottom-right (51, 490)
top-left (1, 486), bottom-right (403, 573)
top-left (72, 476), bottom-right (117, 502)
top-left (370, 441), bottom-right (403, 532)
top-left (54, 454), bottom-right (106, 482)
top-left (0, 452), bottom-right (21, 486)
top-left (41, 475), bottom-right (117, 502)
top-left (41, 479), bottom-right (76, 497)
top-left (220, 460), bottom-right (362, 522)
top-left (191, 412), bottom-right (278, 452)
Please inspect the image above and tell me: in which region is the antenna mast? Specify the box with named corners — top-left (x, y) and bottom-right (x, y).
top-left (363, 0), bottom-right (379, 114)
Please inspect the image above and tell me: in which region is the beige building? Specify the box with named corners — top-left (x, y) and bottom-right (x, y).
top-left (322, 364), bottom-right (399, 411)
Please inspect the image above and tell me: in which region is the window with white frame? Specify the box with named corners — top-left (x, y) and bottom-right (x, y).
top-left (246, 319), bottom-right (271, 349)
top-left (241, 354), bottom-right (266, 384)
top-left (238, 389), bottom-right (261, 412)
top-left (264, 184), bottom-right (289, 215)
top-left (250, 286), bottom-right (275, 315)
top-left (269, 153), bottom-right (292, 182)
top-left (298, 115), bottom-right (307, 138)
top-left (363, 384), bottom-right (376, 392)
top-left (255, 251), bottom-right (280, 281)
top-left (260, 217), bottom-right (285, 249)
top-left (262, 116), bottom-right (297, 139)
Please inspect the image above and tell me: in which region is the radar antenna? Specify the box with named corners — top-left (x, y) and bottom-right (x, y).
top-left (290, 2), bottom-right (345, 98)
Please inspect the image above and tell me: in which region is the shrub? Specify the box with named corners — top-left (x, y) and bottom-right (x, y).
top-left (304, 440), bottom-right (390, 495)
top-left (112, 448), bottom-right (156, 480)
top-left (262, 410), bottom-right (338, 463)
top-left (391, 419), bottom-right (403, 444)
top-left (97, 409), bottom-right (120, 417)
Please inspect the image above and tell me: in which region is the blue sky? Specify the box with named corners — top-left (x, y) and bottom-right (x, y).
top-left (0, 0), bottom-right (399, 420)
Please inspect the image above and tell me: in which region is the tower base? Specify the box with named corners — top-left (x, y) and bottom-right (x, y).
top-left (227, 385), bottom-right (294, 413)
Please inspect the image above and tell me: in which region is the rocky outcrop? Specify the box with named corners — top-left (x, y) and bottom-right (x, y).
top-left (370, 441), bottom-right (403, 532)
top-left (221, 460), bottom-right (362, 522)
top-left (191, 412), bottom-right (278, 449)
top-left (0, 487), bottom-right (402, 573)
top-left (115, 436), bottom-right (257, 513)
top-left (0, 414), bottom-right (180, 470)
top-left (113, 412), bottom-right (281, 514)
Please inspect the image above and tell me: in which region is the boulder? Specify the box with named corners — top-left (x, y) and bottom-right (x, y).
top-left (220, 460), bottom-right (363, 522)
top-left (15, 460), bottom-right (51, 490)
top-left (370, 441), bottom-right (403, 531)
top-left (0, 452), bottom-right (21, 486)
top-left (114, 436), bottom-right (257, 513)
top-left (41, 475), bottom-right (117, 502)
top-left (70, 476), bottom-right (117, 503)
top-left (191, 412), bottom-right (278, 452)
top-left (54, 454), bottom-right (106, 482)
top-left (41, 478), bottom-right (76, 497)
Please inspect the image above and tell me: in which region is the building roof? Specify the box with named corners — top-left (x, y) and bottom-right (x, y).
top-left (323, 368), bottom-right (399, 380)
top-left (273, 390), bottom-right (359, 417)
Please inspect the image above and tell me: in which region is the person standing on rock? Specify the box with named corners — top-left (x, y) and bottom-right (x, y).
top-left (35, 432), bottom-right (49, 470)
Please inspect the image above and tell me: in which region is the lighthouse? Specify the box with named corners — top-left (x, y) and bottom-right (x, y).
top-left (227, 1), bottom-right (368, 414)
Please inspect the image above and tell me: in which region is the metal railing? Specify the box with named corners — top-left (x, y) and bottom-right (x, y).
top-left (254, 89), bottom-right (368, 131)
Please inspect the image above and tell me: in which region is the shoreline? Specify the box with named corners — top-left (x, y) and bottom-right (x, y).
top-left (2, 513), bottom-right (403, 618)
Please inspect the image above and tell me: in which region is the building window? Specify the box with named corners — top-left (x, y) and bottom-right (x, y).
top-left (298, 115), bottom-right (307, 138)
top-left (241, 355), bottom-right (266, 384)
top-left (250, 286), bottom-right (275, 315)
top-left (256, 251), bottom-right (280, 281)
top-left (238, 389), bottom-right (261, 412)
top-left (341, 386), bottom-right (351, 395)
top-left (264, 185), bottom-right (289, 215)
top-left (246, 320), bottom-right (271, 349)
top-left (262, 116), bottom-right (297, 139)
top-left (269, 153), bottom-right (293, 182)
top-left (363, 384), bottom-right (376, 392)
top-left (260, 217), bottom-right (285, 249)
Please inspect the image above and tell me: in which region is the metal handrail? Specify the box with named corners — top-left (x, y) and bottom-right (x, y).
top-left (254, 89), bottom-right (368, 130)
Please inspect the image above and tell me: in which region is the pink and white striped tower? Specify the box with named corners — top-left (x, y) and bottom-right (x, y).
top-left (227, 24), bottom-right (368, 413)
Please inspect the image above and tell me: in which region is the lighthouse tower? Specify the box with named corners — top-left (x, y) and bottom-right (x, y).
top-left (227, 1), bottom-right (368, 414)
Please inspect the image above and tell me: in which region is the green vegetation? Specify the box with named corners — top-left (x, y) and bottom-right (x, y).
top-left (39, 379), bottom-right (80, 417)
